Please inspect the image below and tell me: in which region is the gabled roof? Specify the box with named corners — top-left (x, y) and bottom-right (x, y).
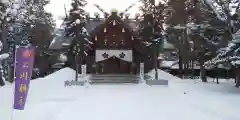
top-left (51, 15), bottom-right (141, 50)
top-left (124, 19), bottom-right (141, 32)
top-left (86, 15), bottom-right (139, 37)
top-left (49, 28), bottom-right (73, 50)
top-left (49, 35), bottom-right (73, 50)
top-left (85, 19), bottom-right (104, 34)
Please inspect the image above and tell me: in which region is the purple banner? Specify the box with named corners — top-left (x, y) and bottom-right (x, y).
top-left (13, 46), bottom-right (35, 110)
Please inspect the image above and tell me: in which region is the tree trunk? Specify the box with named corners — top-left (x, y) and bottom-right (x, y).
top-left (1, 20), bottom-right (8, 53)
top-left (179, 53), bottom-right (183, 78)
top-left (0, 61), bottom-right (5, 86)
top-left (235, 68), bottom-right (240, 87)
top-left (214, 68), bottom-right (218, 84)
top-left (0, 78), bottom-right (5, 86)
top-left (199, 52), bottom-right (207, 82)
top-left (1, 20), bottom-right (10, 83)
top-left (153, 51), bottom-right (158, 80)
top-left (191, 60), bottom-right (194, 79)
top-left (235, 67), bottom-right (237, 84)
top-left (0, 69), bottom-right (5, 86)
top-left (75, 55), bottom-right (79, 81)
top-left (8, 63), bottom-right (14, 83)
top-left (79, 56), bottom-right (82, 74)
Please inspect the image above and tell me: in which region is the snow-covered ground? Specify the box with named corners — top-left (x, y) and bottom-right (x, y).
top-left (1, 68), bottom-right (240, 120)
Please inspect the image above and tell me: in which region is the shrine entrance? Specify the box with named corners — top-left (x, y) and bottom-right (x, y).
top-left (96, 56), bottom-right (131, 74)
top-left (95, 50), bottom-right (133, 74)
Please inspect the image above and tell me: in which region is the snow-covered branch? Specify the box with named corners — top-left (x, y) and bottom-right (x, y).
top-left (0, 53), bottom-right (9, 60)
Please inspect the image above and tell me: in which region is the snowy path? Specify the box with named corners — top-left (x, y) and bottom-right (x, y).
top-left (1, 68), bottom-right (240, 120)
top-left (10, 85), bottom-right (221, 120)
top-left (49, 86), bottom-right (219, 120)
top-left (3, 85), bottom-right (239, 120)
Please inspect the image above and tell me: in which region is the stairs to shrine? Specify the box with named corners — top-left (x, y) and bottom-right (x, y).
top-left (90, 74), bottom-right (140, 84)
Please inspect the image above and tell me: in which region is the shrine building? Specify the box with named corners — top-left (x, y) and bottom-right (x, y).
top-left (82, 10), bottom-right (155, 74)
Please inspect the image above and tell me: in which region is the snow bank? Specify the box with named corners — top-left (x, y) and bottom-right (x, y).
top-left (0, 67), bottom-right (85, 120)
top-left (147, 69), bottom-right (181, 80)
top-left (43, 67), bottom-right (77, 82)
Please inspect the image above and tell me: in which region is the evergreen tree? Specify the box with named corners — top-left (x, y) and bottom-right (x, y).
top-left (191, 0), bottom-right (235, 82)
top-left (0, 0), bottom-right (8, 33)
top-left (0, 0), bottom-right (18, 85)
top-left (7, 0), bottom-right (54, 45)
top-left (0, 0), bottom-right (9, 86)
top-left (64, 0), bottom-right (87, 37)
top-left (165, 0), bottom-right (231, 81)
top-left (28, 0), bottom-right (55, 78)
top-left (186, 0), bottom-right (216, 82)
top-left (27, 0), bottom-right (55, 27)
top-left (0, 0), bottom-right (55, 84)
top-left (26, 0), bottom-right (55, 49)
top-left (138, 0), bottom-right (165, 80)
top-left (63, 0), bottom-right (92, 73)
top-left (205, 30), bottom-right (240, 87)
top-left (212, 0), bottom-right (240, 34)
top-left (3, 0), bottom-right (55, 81)
top-left (165, 0), bottom-right (191, 79)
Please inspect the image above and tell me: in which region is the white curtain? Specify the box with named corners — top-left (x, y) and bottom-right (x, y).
top-left (95, 50), bottom-right (109, 62)
top-left (95, 50), bottom-right (132, 62)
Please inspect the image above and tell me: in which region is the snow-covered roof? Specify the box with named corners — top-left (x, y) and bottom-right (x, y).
top-left (160, 60), bottom-right (201, 69)
top-left (171, 64), bottom-right (200, 69)
top-left (85, 19), bottom-right (103, 33)
top-left (163, 39), bottom-right (175, 50)
top-left (160, 60), bottom-right (178, 68)
top-left (60, 18), bottom-right (140, 35)
top-left (49, 35), bottom-right (72, 50)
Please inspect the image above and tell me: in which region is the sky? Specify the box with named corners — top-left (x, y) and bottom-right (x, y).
top-left (45, 0), bottom-right (141, 27)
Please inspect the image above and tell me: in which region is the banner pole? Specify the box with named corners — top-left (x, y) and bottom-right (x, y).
top-left (10, 82), bottom-right (15, 120)
top-left (10, 45), bottom-right (18, 120)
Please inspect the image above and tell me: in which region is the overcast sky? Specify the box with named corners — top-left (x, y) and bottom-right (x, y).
top-left (45, 0), bottom-right (141, 27)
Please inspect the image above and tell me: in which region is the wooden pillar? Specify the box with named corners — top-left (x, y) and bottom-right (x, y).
top-left (140, 63), bottom-right (144, 80)
top-left (95, 62), bottom-right (98, 74)
top-left (101, 63), bottom-right (104, 73)
top-left (130, 62), bottom-right (135, 74)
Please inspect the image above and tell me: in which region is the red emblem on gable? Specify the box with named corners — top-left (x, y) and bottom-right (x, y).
top-left (22, 50), bottom-right (32, 58)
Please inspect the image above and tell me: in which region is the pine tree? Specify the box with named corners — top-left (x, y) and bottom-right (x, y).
top-left (0, 0), bottom-right (8, 86)
top-left (26, 0), bottom-right (55, 49)
top-left (8, 0), bottom-right (54, 45)
top-left (27, 0), bottom-right (55, 27)
top-left (164, 0), bottom-right (190, 79)
top-left (188, 0), bottom-right (235, 82)
top-left (2, 0), bottom-right (55, 81)
top-left (138, 0), bottom-right (165, 80)
top-left (213, 0), bottom-right (240, 34)
top-left (185, 0), bottom-right (214, 82)
top-left (64, 0), bottom-right (87, 37)
top-left (64, 0), bottom-right (92, 74)
top-left (164, 0), bottom-right (230, 81)
top-left (204, 30), bottom-right (240, 87)
top-left (28, 0), bottom-right (55, 77)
